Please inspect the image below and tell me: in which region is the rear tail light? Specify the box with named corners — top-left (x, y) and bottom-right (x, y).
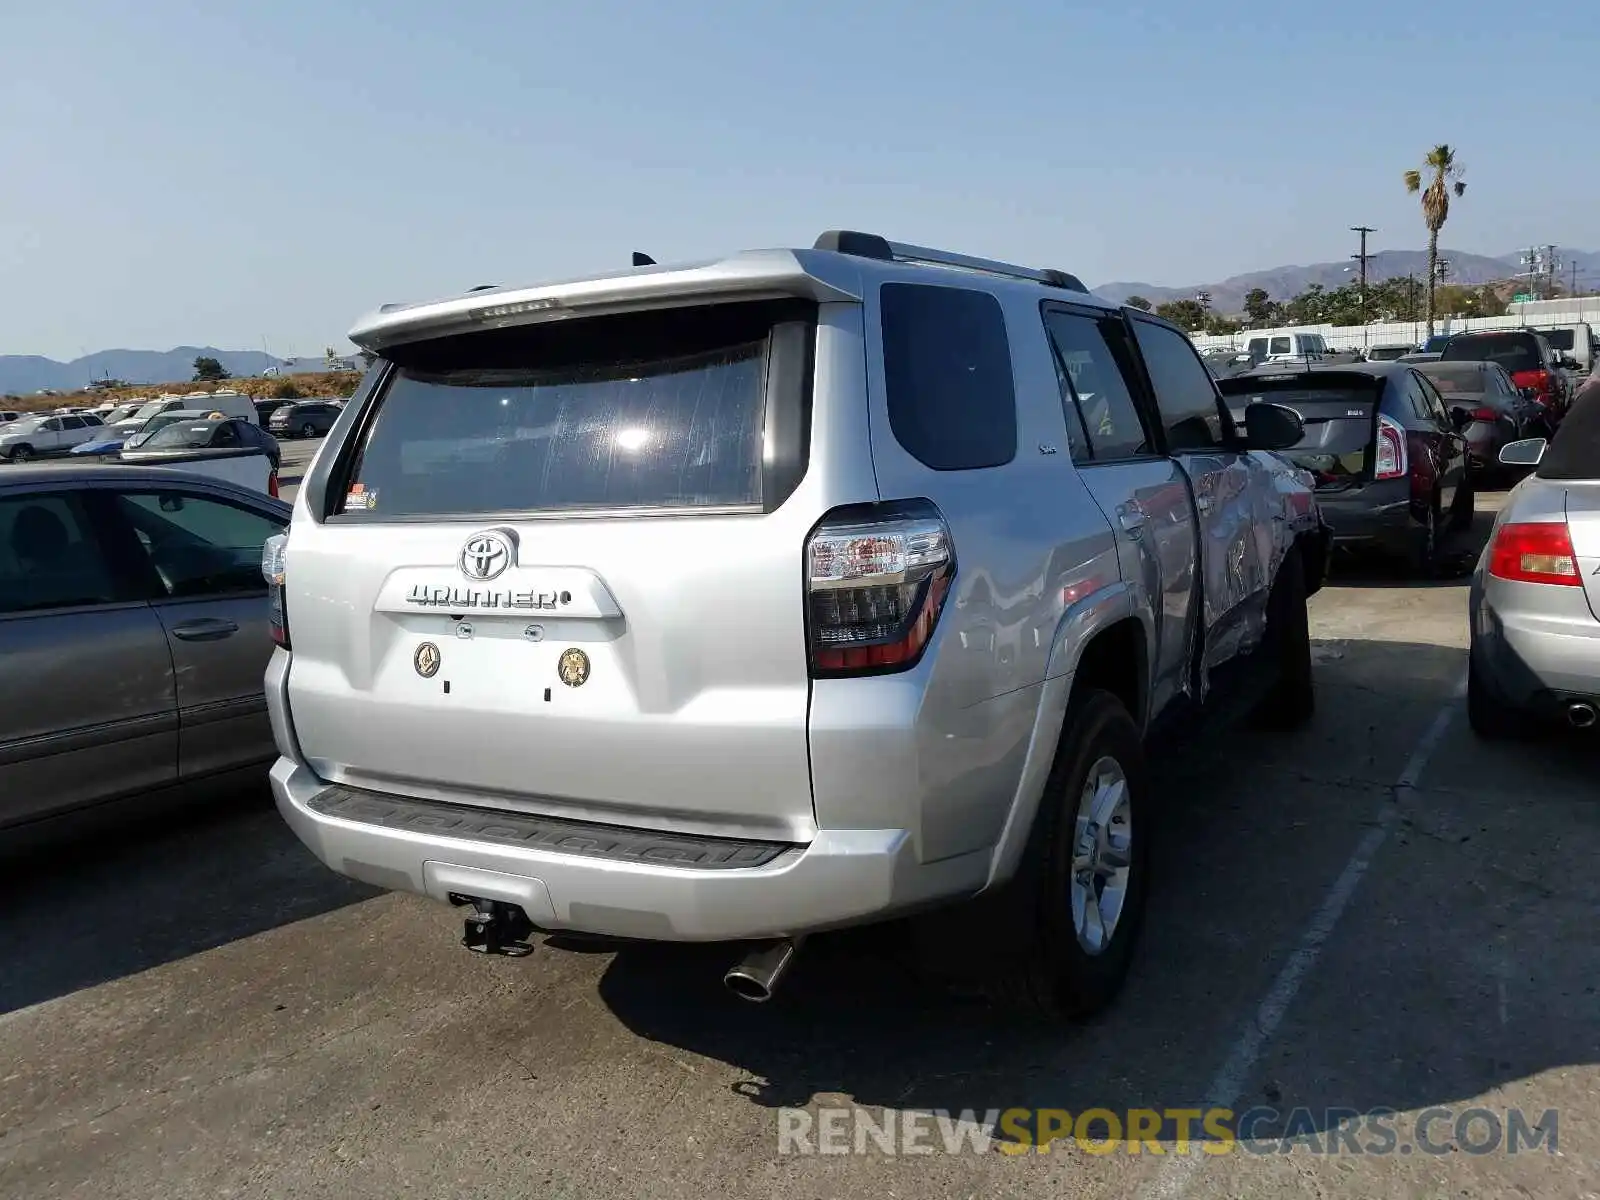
top-left (262, 532), bottom-right (291, 648)
top-left (267, 470), bottom-right (280, 498)
top-left (1488, 521), bottom-right (1581, 587)
top-left (1511, 368), bottom-right (1553, 402)
top-left (1374, 413), bottom-right (1408, 480)
top-left (806, 509), bottom-right (954, 676)
top-left (1470, 407), bottom-right (1498, 422)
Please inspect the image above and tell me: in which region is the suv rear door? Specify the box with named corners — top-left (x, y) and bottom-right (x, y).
top-left (282, 299), bottom-right (826, 840)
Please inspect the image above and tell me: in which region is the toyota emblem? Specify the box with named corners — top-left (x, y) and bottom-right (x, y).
top-left (459, 531), bottom-right (513, 580)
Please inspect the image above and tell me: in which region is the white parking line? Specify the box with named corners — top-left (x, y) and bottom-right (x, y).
top-left (1142, 673), bottom-right (1466, 1199)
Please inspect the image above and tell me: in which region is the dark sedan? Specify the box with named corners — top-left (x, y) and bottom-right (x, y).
top-left (1218, 361), bottom-right (1471, 574)
top-left (1414, 359), bottom-right (1551, 476)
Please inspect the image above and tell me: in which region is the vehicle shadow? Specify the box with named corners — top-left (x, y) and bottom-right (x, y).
top-left (0, 773), bottom-right (380, 1015)
top-left (593, 637), bottom-right (1598, 1147)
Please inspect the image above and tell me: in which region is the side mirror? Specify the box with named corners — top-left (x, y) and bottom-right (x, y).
top-left (1243, 402), bottom-right (1305, 452)
top-left (1498, 437), bottom-right (1547, 467)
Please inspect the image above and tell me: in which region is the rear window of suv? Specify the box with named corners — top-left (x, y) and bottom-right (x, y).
top-left (880, 283), bottom-right (1016, 471)
top-left (335, 299), bottom-right (815, 518)
top-left (1440, 333), bottom-right (1539, 373)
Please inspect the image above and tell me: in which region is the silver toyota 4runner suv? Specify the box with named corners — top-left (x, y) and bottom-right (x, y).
top-left (264, 230), bottom-right (1330, 1018)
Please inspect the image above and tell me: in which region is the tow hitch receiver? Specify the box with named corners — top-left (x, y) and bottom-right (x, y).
top-left (451, 894), bottom-right (536, 957)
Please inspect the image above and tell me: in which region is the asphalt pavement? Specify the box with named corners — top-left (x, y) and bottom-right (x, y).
top-left (1, 479), bottom-right (1596, 1200)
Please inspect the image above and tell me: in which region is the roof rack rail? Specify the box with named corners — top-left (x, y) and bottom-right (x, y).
top-left (813, 229), bottom-right (1086, 293)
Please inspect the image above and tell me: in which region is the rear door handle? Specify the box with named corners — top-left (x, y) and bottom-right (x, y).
top-left (170, 618), bottom-right (239, 642)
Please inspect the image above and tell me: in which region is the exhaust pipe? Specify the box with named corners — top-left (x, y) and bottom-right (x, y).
top-left (1567, 701), bottom-right (1597, 729)
top-left (724, 938), bottom-right (801, 1003)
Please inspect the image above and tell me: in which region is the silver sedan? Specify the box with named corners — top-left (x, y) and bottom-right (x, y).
top-left (0, 464), bottom-right (289, 833)
top-left (1468, 389), bottom-right (1600, 736)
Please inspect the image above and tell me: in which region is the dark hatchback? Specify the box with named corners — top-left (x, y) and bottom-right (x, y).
top-left (1413, 359), bottom-right (1551, 475)
top-left (1438, 330), bottom-right (1574, 426)
top-left (1218, 362), bottom-right (1471, 573)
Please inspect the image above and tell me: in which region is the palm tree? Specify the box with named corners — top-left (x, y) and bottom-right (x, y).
top-left (1403, 145), bottom-right (1466, 337)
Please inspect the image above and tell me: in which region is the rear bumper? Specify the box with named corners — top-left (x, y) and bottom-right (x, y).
top-left (264, 652), bottom-right (975, 941)
top-left (1314, 479), bottom-right (1418, 549)
top-left (1470, 578), bottom-right (1600, 714)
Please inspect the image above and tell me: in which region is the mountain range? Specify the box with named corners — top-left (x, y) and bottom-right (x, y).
top-left (6, 245), bottom-right (1597, 393)
top-left (1093, 248), bottom-right (1600, 315)
top-left (0, 347), bottom-right (290, 397)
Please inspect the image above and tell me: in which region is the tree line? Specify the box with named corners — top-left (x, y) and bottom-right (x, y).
top-left (1125, 275), bottom-right (1507, 336)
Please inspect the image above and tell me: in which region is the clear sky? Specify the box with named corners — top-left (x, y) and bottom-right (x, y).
top-left (3, 0), bottom-right (1594, 361)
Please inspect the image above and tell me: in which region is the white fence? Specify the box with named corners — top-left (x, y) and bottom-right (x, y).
top-left (1188, 296), bottom-right (1600, 354)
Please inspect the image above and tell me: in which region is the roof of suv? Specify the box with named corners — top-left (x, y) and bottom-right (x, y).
top-left (348, 229), bottom-right (1115, 352)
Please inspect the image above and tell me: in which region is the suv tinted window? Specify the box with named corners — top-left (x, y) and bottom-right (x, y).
top-left (1440, 333), bottom-right (1540, 373)
top-left (114, 491), bottom-right (284, 597)
top-left (881, 283), bottom-right (1016, 471)
top-left (1131, 319), bottom-right (1226, 450)
top-left (340, 299), bottom-right (811, 517)
top-left (0, 493), bottom-right (119, 614)
top-left (1543, 329), bottom-right (1574, 351)
top-left (1043, 309), bottom-right (1152, 460)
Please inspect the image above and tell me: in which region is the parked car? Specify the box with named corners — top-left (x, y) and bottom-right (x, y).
top-left (0, 465), bottom-right (290, 833)
top-left (86, 393), bottom-right (260, 456)
top-left (1363, 344), bottom-right (1414, 362)
top-left (1414, 359), bottom-right (1552, 476)
top-left (1242, 332), bottom-right (1331, 363)
top-left (1399, 351), bottom-right (1443, 363)
top-left (78, 408), bottom-right (219, 457)
top-left (0, 412), bottom-right (20, 425)
top-left (0, 412), bottom-right (105, 462)
top-left (255, 399), bottom-right (288, 423)
top-left (117, 416), bottom-right (283, 496)
top-left (1218, 361), bottom-right (1471, 574)
top-left (267, 401), bottom-right (341, 439)
top-left (1419, 333), bottom-right (1455, 354)
top-left (1468, 397), bottom-right (1600, 737)
top-left (1440, 330), bottom-right (1576, 425)
top-left (263, 229), bottom-right (1330, 1018)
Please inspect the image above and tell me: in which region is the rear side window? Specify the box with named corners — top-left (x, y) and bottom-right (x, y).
top-left (1043, 308), bottom-right (1153, 460)
top-left (880, 283), bottom-right (1016, 471)
top-left (1544, 329), bottom-right (1573, 351)
top-left (1130, 319), bottom-right (1226, 450)
top-left (1441, 333), bottom-right (1539, 373)
top-left (338, 300), bottom-right (814, 517)
top-left (1269, 337), bottom-right (1291, 355)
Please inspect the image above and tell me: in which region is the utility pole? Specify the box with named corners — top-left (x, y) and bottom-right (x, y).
top-left (1350, 225), bottom-right (1375, 322)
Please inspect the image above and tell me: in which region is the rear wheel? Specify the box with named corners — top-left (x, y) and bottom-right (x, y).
top-left (1252, 550), bottom-right (1314, 730)
top-left (1409, 501), bottom-right (1439, 577)
top-left (991, 689), bottom-right (1151, 1020)
top-left (300, 422), bottom-right (317, 439)
top-left (1467, 653), bottom-right (1528, 740)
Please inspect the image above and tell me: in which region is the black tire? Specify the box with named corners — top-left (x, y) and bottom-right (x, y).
top-left (8, 444), bottom-right (32, 463)
top-left (1252, 549), bottom-right (1314, 730)
top-left (1448, 476), bottom-right (1475, 533)
top-left (1409, 501), bottom-right (1439, 577)
top-left (1467, 653), bottom-right (1528, 740)
top-left (990, 689), bottom-right (1151, 1020)
top-left (300, 422), bottom-right (317, 439)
